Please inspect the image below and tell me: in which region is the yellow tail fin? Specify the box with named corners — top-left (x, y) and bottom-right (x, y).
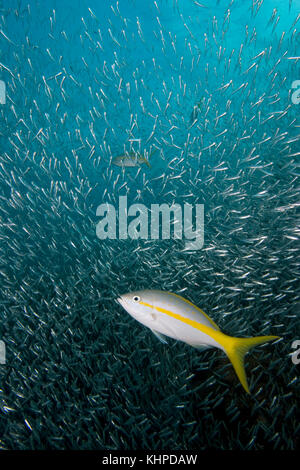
top-left (224, 335), bottom-right (279, 393)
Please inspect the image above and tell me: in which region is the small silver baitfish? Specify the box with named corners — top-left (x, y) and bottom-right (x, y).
top-left (118, 289), bottom-right (279, 393)
top-left (189, 98), bottom-right (205, 124)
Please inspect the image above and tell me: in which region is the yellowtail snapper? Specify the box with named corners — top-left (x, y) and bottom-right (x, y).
top-left (118, 290), bottom-right (279, 394)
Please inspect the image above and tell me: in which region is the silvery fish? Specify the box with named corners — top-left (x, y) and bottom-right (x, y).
top-left (117, 290), bottom-right (279, 393)
top-left (112, 153), bottom-right (151, 168)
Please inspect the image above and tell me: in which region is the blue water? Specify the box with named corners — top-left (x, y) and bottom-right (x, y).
top-left (0, 0), bottom-right (299, 450)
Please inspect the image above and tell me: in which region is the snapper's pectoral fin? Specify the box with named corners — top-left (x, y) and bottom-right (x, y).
top-left (151, 329), bottom-right (168, 344)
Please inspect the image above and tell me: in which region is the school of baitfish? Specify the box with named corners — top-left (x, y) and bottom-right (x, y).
top-left (0, 0), bottom-right (299, 451)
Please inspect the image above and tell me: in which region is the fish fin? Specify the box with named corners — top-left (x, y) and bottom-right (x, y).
top-left (142, 157), bottom-right (151, 168)
top-left (223, 335), bottom-right (280, 394)
top-left (151, 329), bottom-right (168, 344)
top-left (189, 343), bottom-right (212, 351)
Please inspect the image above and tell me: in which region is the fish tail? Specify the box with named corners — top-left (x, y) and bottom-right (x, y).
top-left (142, 157), bottom-right (151, 168)
top-left (223, 335), bottom-right (279, 393)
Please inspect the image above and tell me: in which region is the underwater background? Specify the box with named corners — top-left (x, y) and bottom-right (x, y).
top-left (0, 0), bottom-right (299, 450)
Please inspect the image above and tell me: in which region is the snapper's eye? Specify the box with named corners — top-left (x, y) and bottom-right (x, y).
top-left (133, 295), bottom-right (140, 302)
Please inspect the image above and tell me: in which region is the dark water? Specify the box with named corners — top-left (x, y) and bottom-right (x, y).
top-left (0, 0), bottom-right (299, 450)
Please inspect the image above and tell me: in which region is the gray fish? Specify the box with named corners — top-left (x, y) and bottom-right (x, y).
top-left (112, 152), bottom-right (151, 168)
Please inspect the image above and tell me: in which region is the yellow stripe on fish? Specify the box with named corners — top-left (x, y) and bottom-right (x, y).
top-left (139, 300), bottom-right (223, 337)
top-left (167, 292), bottom-right (220, 330)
